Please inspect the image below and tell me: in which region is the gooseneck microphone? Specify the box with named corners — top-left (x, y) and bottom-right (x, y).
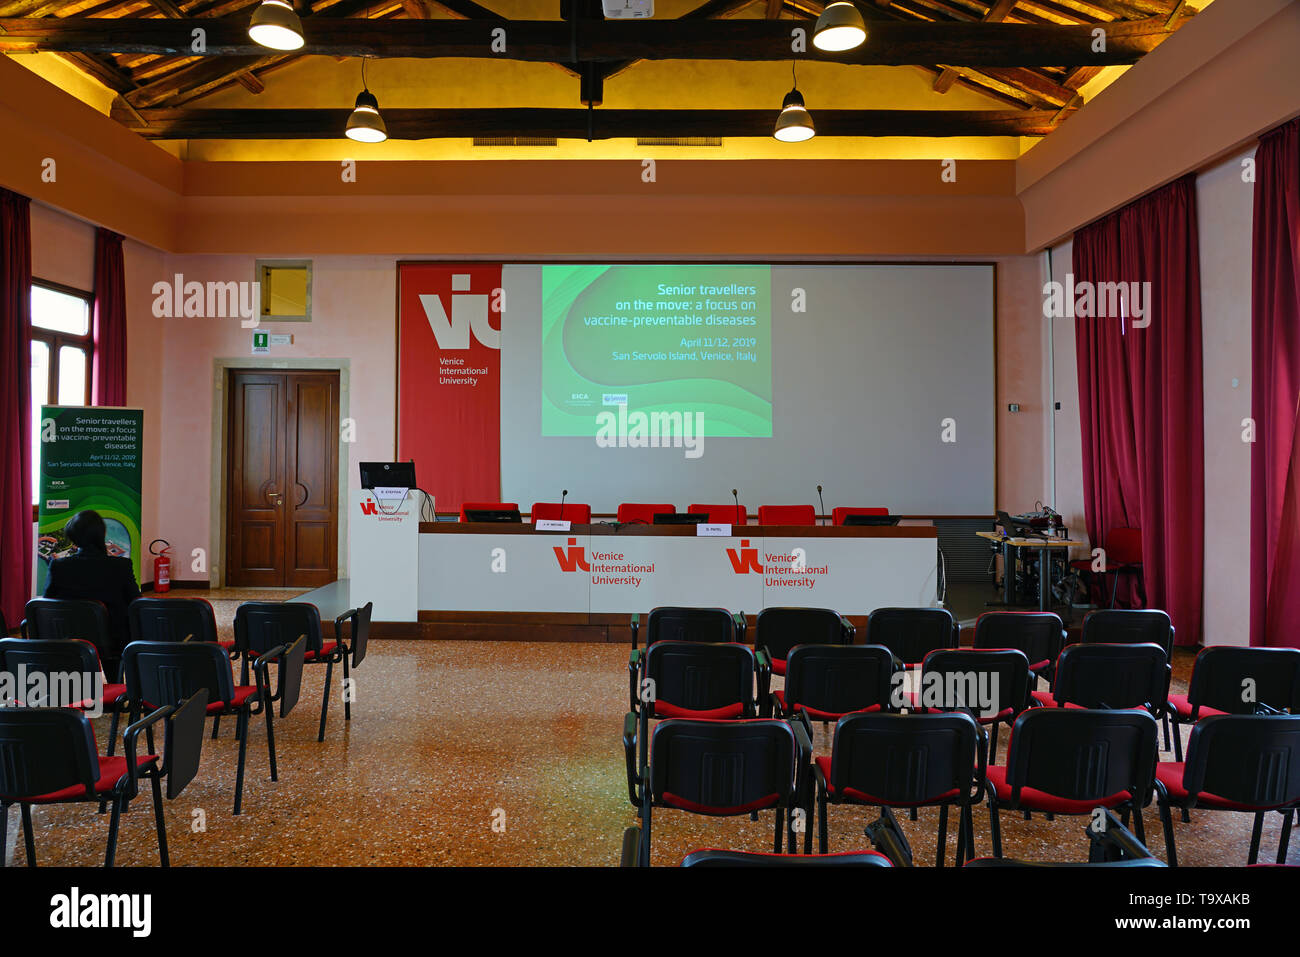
top-left (732, 488), bottom-right (742, 526)
top-left (817, 485), bottom-right (826, 526)
top-left (559, 489), bottom-right (568, 521)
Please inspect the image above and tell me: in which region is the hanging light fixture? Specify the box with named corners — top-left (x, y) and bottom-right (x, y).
top-left (248, 0), bottom-right (304, 51)
top-left (773, 64), bottom-right (815, 142)
top-left (346, 58), bottom-right (387, 143)
top-left (813, 1), bottom-right (867, 52)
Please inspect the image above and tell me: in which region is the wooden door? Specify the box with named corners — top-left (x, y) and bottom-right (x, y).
top-left (226, 370), bottom-right (339, 587)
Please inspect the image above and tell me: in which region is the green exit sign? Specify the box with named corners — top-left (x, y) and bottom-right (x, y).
top-left (252, 330), bottom-right (270, 354)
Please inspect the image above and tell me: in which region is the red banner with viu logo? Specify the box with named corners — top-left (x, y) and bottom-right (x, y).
top-left (397, 263), bottom-right (503, 512)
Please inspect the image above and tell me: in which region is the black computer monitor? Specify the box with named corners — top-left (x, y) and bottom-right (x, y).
top-left (843, 514), bottom-right (901, 527)
top-left (653, 512), bottom-right (710, 525)
top-left (359, 461), bottom-right (416, 490)
top-left (464, 508), bottom-right (523, 523)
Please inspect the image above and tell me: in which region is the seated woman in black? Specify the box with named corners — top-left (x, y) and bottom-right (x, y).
top-left (43, 509), bottom-right (141, 678)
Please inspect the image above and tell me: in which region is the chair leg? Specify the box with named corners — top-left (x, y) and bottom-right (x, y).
top-left (1159, 800), bottom-right (1178, 866)
top-left (989, 801), bottom-right (1002, 858)
top-left (1278, 809), bottom-right (1294, 865)
top-left (342, 653), bottom-right (352, 722)
top-left (936, 804), bottom-right (948, 868)
top-left (1161, 713), bottom-right (1171, 753)
top-left (0, 803), bottom-right (7, 868)
top-left (774, 807), bottom-right (784, 854)
top-left (1248, 811), bottom-right (1264, 866)
top-left (20, 803), bottom-right (36, 867)
top-left (817, 786), bottom-right (829, 854)
top-left (104, 795), bottom-right (122, 867)
top-left (962, 803), bottom-right (975, 865)
top-left (318, 659), bottom-right (334, 742)
top-left (211, 714), bottom-right (221, 740)
top-left (233, 709), bottom-right (249, 816)
top-left (909, 807), bottom-right (918, 822)
top-left (1173, 719), bottom-right (1184, 762)
top-left (1132, 805), bottom-right (1146, 846)
top-left (639, 798), bottom-right (652, 868)
top-left (988, 723), bottom-right (999, 765)
top-left (107, 706), bottom-right (121, 757)
top-left (151, 773), bottom-right (169, 867)
top-left (265, 702), bottom-right (278, 782)
top-left (804, 790), bottom-right (814, 855)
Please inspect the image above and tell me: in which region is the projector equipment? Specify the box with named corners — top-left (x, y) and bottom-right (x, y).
top-left (997, 509), bottom-right (1048, 540)
top-left (602, 0), bottom-right (652, 17)
top-left (817, 485), bottom-right (826, 526)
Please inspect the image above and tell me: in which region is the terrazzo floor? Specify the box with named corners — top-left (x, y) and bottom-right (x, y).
top-left (3, 589), bottom-right (1294, 867)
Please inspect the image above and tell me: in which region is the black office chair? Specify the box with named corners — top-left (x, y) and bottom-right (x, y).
top-left (1167, 647), bottom-right (1300, 762)
top-left (0, 692), bottom-right (207, 867)
top-left (865, 607), bottom-right (958, 670)
top-left (0, 637), bottom-right (130, 755)
top-left (1081, 609), bottom-right (1174, 658)
top-left (969, 611), bottom-right (1066, 687)
top-left (985, 708), bottom-right (1159, 859)
top-left (234, 601), bottom-right (341, 742)
top-left (813, 711), bottom-right (983, 865)
top-left (1033, 642), bottom-right (1170, 713)
top-left (130, 596), bottom-right (235, 654)
top-left (21, 597), bottom-right (118, 679)
top-left (965, 810), bottom-right (1165, 867)
top-left (628, 718), bottom-right (807, 865)
top-left (915, 647), bottom-right (1031, 764)
top-left (772, 644), bottom-right (898, 726)
top-left (630, 605), bottom-right (746, 649)
top-left (1155, 714), bottom-right (1300, 866)
top-left (333, 601), bottom-right (372, 725)
top-left (123, 638), bottom-right (304, 815)
top-left (754, 607), bottom-right (855, 678)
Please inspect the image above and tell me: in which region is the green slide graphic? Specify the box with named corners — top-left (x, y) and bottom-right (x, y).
top-left (541, 264), bottom-right (773, 437)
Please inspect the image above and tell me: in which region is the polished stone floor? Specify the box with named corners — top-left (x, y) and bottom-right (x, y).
top-left (3, 589), bottom-right (1293, 867)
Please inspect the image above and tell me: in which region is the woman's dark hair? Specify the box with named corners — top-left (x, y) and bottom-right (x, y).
top-left (65, 510), bottom-right (108, 553)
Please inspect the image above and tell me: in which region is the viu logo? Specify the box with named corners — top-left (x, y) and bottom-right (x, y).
top-left (420, 273), bottom-right (501, 350)
top-left (726, 539), bottom-right (764, 574)
top-left (360, 501), bottom-right (378, 515)
top-left (553, 537), bottom-right (591, 572)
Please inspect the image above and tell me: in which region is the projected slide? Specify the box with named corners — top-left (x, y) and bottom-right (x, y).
top-left (540, 264), bottom-right (773, 437)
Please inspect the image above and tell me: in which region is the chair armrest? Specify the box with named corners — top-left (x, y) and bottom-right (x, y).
top-left (628, 649), bottom-right (643, 713)
top-left (789, 714), bottom-right (814, 813)
top-left (731, 610), bottom-right (747, 644)
top-left (623, 711), bottom-right (642, 809)
top-left (629, 614), bottom-right (639, 650)
top-left (253, 635), bottom-right (307, 717)
top-left (838, 616), bottom-right (856, 644)
top-left (755, 649), bottom-right (771, 717)
top-left (123, 704), bottom-right (174, 799)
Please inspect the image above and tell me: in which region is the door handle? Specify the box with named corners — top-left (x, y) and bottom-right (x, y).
top-left (267, 490), bottom-right (283, 505)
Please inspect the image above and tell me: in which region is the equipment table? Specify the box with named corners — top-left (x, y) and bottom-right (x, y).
top-left (976, 530), bottom-right (1086, 612)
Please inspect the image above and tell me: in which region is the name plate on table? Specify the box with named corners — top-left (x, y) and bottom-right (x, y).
top-left (697, 524), bottom-right (732, 536)
top-left (535, 519), bottom-right (571, 531)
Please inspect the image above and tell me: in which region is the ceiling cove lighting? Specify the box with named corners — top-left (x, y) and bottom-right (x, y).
top-left (813, 1), bottom-right (867, 53)
top-left (346, 59), bottom-right (387, 143)
top-left (773, 66), bottom-right (815, 142)
top-left (248, 0), bottom-right (304, 51)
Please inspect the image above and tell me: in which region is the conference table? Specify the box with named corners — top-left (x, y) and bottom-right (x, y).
top-left (338, 506), bottom-right (942, 640)
top-left (976, 530), bottom-right (1086, 612)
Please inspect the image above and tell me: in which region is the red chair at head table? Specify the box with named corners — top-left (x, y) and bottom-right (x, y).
top-left (758, 505), bottom-right (816, 526)
top-left (831, 507), bottom-right (889, 526)
top-left (531, 502), bottom-right (592, 524)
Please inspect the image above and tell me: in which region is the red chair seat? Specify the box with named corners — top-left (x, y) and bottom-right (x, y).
top-left (986, 765), bottom-right (1131, 814)
top-left (770, 657), bottom-right (787, 676)
top-left (207, 685), bottom-right (261, 714)
top-left (218, 639), bottom-right (236, 651)
top-left (1167, 694), bottom-right (1228, 721)
top-left (815, 756), bottom-right (959, 804)
top-left (653, 700), bottom-right (745, 720)
top-left (66, 682), bottom-right (128, 711)
top-left (662, 791), bottom-right (779, 815)
top-left (303, 641), bottom-right (338, 662)
top-left (774, 689), bottom-right (879, 721)
top-left (1155, 763), bottom-right (1281, 811)
top-left (29, 755), bottom-right (158, 803)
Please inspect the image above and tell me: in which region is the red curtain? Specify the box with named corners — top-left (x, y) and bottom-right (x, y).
top-left (92, 228), bottom-right (127, 406)
top-left (1073, 174), bottom-right (1205, 646)
top-left (1250, 119), bottom-right (1300, 648)
top-left (0, 188), bottom-right (32, 631)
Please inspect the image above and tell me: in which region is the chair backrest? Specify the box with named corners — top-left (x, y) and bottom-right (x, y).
top-left (0, 707), bottom-right (99, 801)
top-left (1082, 609), bottom-right (1173, 658)
top-left (234, 601), bottom-right (323, 655)
top-left (530, 502), bottom-right (591, 524)
top-left (827, 711), bottom-right (980, 806)
top-left (22, 597), bottom-right (110, 644)
top-left (1106, 527), bottom-right (1143, 565)
top-left (646, 606), bottom-right (737, 646)
top-left (757, 505), bottom-right (816, 526)
top-left (129, 596), bottom-right (219, 643)
top-left (687, 503), bottom-right (748, 525)
top-left (1052, 642), bottom-right (1169, 711)
top-left (971, 611), bottom-right (1065, 669)
top-left (785, 644), bottom-right (898, 718)
top-left (1182, 714), bottom-right (1300, 809)
top-left (681, 848), bottom-right (893, 867)
top-left (1003, 707), bottom-right (1158, 804)
top-left (337, 601), bottom-right (372, 668)
top-left (617, 502), bottom-right (675, 524)
top-left (650, 718), bottom-right (796, 813)
top-left (919, 648), bottom-right (1030, 719)
top-left (755, 606), bottom-right (849, 661)
top-left (0, 637), bottom-right (102, 708)
top-left (1187, 646), bottom-right (1300, 715)
top-left (865, 607), bottom-right (958, 665)
top-left (832, 507), bottom-right (889, 526)
top-left (124, 640), bottom-right (236, 709)
top-left (644, 641), bottom-right (756, 718)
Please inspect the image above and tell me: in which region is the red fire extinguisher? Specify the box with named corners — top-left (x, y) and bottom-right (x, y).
top-left (150, 539), bottom-right (172, 593)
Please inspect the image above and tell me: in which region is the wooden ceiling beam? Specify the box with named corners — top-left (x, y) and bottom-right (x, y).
top-left (142, 0), bottom-right (265, 92)
top-left (934, 0), bottom-right (1018, 93)
top-left (0, 15), bottom-right (1180, 64)
top-left (111, 104), bottom-right (1077, 138)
